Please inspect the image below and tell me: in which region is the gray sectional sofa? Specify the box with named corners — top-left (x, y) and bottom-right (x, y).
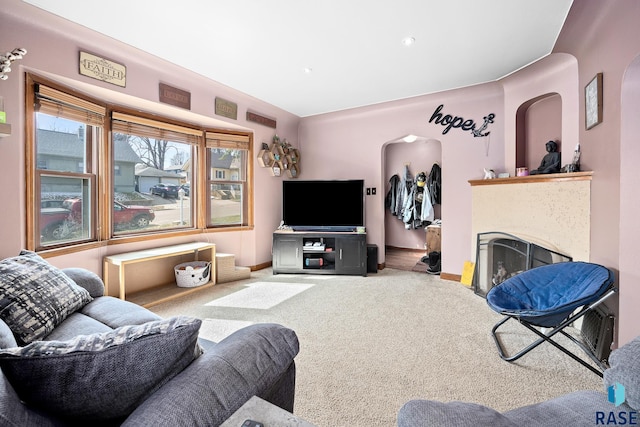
top-left (0, 251), bottom-right (299, 426)
top-left (398, 335), bottom-right (640, 426)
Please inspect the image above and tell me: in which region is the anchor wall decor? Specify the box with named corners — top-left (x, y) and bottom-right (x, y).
top-left (428, 104), bottom-right (495, 137)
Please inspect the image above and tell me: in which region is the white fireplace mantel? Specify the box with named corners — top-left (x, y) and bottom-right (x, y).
top-left (469, 171), bottom-right (593, 261)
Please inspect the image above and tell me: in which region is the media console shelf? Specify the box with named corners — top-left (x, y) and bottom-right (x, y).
top-left (103, 242), bottom-right (216, 307)
top-left (272, 231), bottom-right (367, 276)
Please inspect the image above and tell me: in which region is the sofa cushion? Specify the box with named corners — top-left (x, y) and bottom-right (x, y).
top-left (0, 251), bottom-right (93, 345)
top-left (43, 311), bottom-right (115, 341)
top-left (397, 400), bottom-right (517, 427)
top-left (123, 323), bottom-right (299, 427)
top-left (80, 295), bottom-right (162, 328)
top-left (61, 267), bottom-right (105, 298)
top-left (0, 315), bottom-right (203, 421)
top-left (603, 335), bottom-right (640, 410)
top-left (503, 390), bottom-right (624, 426)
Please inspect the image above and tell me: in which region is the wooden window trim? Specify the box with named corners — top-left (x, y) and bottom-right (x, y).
top-left (26, 73), bottom-right (255, 254)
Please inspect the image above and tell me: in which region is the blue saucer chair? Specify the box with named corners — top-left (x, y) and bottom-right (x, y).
top-left (486, 261), bottom-right (617, 376)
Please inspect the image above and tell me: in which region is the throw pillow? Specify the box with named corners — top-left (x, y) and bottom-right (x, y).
top-left (0, 315), bottom-right (203, 421)
top-left (0, 251), bottom-right (93, 344)
top-left (603, 335), bottom-right (640, 410)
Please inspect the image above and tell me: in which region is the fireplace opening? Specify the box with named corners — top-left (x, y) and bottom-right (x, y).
top-left (472, 232), bottom-right (572, 297)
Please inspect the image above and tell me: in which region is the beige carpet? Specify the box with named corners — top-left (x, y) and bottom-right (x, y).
top-left (149, 267), bottom-right (603, 427)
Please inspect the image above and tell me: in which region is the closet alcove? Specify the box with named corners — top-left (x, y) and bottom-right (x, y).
top-left (515, 92), bottom-right (563, 172)
top-left (383, 136), bottom-right (442, 252)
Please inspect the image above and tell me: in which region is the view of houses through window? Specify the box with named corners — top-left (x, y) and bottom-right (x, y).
top-left (209, 148), bottom-right (246, 226)
top-left (111, 112), bottom-right (197, 236)
top-left (29, 77), bottom-right (252, 251)
top-left (36, 111), bottom-right (97, 247)
top-left (205, 132), bottom-right (250, 227)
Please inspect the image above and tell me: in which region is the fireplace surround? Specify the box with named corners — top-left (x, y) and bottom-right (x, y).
top-left (469, 171), bottom-right (593, 264)
top-left (472, 231), bottom-right (572, 297)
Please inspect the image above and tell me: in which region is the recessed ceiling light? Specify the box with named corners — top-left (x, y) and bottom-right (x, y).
top-left (402, 36), bottom-right (415, 46)
top-left (304, 67), bottom-right (313, 74)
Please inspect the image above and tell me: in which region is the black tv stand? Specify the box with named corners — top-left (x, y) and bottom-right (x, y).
top-left (290, 226), bottom-right (357, 232)
top-left (272, 231), bottom-right (367, 276)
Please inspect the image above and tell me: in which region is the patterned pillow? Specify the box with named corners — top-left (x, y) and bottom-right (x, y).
top-left (0, 251), bottom-right (93, 344)
top-left (0, 316), bottom-right (203, 421)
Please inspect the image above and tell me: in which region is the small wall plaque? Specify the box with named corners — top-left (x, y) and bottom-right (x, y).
top-left (159, 83), bottom-right (191, 110)
top-left (215, 97), bottom-right (238, 120)
top-left (247, 111), bottom-right (277, 128)
top-left (79, 51), bottom-right (126, 87)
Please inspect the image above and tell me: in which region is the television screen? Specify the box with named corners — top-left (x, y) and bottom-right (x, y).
top-left (282, 180), bottom-right (365, 231)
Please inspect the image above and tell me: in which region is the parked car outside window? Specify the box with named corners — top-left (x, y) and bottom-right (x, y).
top-left (150, 183), bottom-right (180, 198)
top-left (112, 201), bottom-right (155, 229)
top-left (40, 198), bottom-right (155, 242)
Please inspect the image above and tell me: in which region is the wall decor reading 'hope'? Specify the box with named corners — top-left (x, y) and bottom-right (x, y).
top-left (428, 104), bottom-right (495, 137)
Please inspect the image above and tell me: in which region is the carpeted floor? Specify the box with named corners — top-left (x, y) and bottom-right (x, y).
top-left (149, 267), bottom-right (603, 427)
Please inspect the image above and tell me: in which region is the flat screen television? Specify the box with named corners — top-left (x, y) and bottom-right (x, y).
top-left (282, 180), bottom-right (365, 231)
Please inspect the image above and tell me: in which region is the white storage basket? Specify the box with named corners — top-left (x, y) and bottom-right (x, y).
top-left (174, 261), bottom-right (211, 288)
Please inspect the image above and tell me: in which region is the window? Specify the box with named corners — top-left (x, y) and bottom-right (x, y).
top-left (30, 83), bottom-right (103, 249)
top-left (205, 132), bottom-right (252, 227)
top-left (26, 75), bottom-right (253, 253)
top-left (111, 112), bottom-right (199, 235)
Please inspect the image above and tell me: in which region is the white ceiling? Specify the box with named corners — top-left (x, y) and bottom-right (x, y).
top-left (23, 0), bottom-right (573, 117)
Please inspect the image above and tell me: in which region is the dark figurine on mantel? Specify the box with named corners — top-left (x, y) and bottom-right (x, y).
top-left (530, 140), bottom-right (561, 175)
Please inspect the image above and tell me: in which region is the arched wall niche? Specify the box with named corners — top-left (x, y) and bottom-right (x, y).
top-left (515, 92), bottom-right (562, 172)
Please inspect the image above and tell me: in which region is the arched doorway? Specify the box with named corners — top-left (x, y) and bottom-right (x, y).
top-left (382, 136), bottom-right (442, 270)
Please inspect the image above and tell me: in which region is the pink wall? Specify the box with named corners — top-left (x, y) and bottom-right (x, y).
top-left (299, 83), bottom-right (505, 275)
top-left (0, 0), bottom-right (299, 270)
top-left (619, 55), bottom-right (640, 346)
top-left (553, 0), bottom-right (640, 346)
top-left (501, 54), bottom-right (580, 175)
top-left (525, 95), bottom-right (563, 172)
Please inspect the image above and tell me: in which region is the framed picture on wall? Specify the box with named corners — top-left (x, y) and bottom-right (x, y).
top-left (585, 72), bottom-right (603, 130)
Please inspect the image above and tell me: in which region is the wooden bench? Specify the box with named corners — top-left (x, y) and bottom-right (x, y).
top-left (103, 242), bottom-right (216, 307)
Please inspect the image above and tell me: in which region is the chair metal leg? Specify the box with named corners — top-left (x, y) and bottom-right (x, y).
top-left (491, 316), bottom-right (549, 362)
top-left (490, 288), bottom-right (617, 377)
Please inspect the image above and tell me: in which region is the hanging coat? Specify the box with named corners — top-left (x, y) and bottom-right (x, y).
top-left (419, 188), bottom-right (434, 223)
top-left (427, 163), bottom-right (442, 205)
top-left (385, 174), bottom-right (401, 216)
top-left (402, 184), bottom-right (416, 227)
top-left (406, 182), bottom-right (434, 229)
top-left (398, 165), bottom-right (413, 223)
